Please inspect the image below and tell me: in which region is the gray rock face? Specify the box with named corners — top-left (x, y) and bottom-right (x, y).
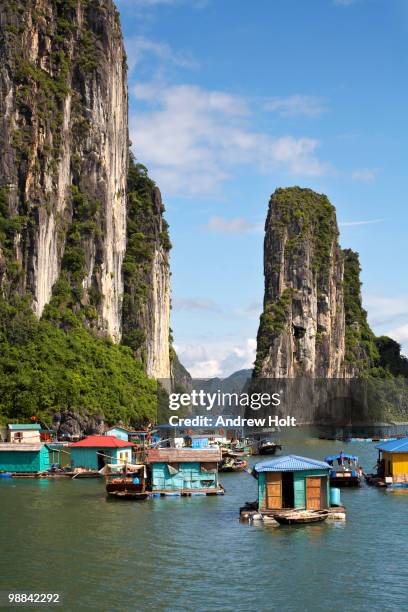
top-left (255, 187), bottom-right (345, 378)
top-left (52, 411), bottom-right (105, 438)
top-left (252, 187), bottom-right (408, 424)
top-left (0, 0), bottom-right (127, 340)
top-left (0, 0), bottom-right (172, 380)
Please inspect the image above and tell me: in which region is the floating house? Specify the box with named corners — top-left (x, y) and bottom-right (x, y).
top-left (105, 426), bottom-right (156, 450)
top-left (189, 435), bottom-right (210, 449)
top-left (105, 425), bottom-right (134, 442)
top-left (0, 443), bottom-right (50, 473)
top-left (70, 436), bottom-right (134, 471)
top-left (375, 438), bottom-right (408, 485)
top-left (147, 447), bottom-right (223, 495)
top-left (7, 423), bottom-right (42, 444)
top-left (254, 455), bottom-right (332, 512)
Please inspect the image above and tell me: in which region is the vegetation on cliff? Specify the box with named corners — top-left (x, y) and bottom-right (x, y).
top-left (254, 288), bottom-right (294, 375)
top-left (121, 154), bottom-right (171, 363)
top-left (271, 187), bottom-right (339, 281)
top-left (255, 186), bottom-right (408, 420)
top-left (0, 0), bottom-right (175, 430)
top-left (343, 249), bottom-right (408, 379)
top-left (0, 298), bottom-right (157, 427)
top-left (343, 249), bottom-right (379, 369)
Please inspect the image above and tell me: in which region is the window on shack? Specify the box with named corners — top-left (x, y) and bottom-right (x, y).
top-left (167, 463), bottom-right (180, 475)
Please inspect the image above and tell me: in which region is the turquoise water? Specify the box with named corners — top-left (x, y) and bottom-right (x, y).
top-left (1, 437), bottom-right (408, 611)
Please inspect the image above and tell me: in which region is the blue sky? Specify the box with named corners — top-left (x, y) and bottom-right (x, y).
top-left (116, 0), bottom-right (408, 377)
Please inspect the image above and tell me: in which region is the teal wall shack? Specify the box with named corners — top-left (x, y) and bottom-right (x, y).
top-left (0, 445), bottom-right (50, 473)
top-left (151, 462), bottom-right (218, 491)
top-left (258, 469), bottom-right (330, 510)
top-left (106, 428), bottom-right (129, 442)
top-left (70, 446), bottom-right (132, 470)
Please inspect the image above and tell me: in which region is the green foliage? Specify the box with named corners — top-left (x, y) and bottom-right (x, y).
top-left (15, 59), bottom-right (69, 103)
top-left (375, 336), bottom-right (408, 377)
top-left (78, 29), bottom-right (98, 74)
top-left (160, 219), bottom-right (172, 250)
top-left (121, 154), bottom-right (171, 355)
top-left (0, 298), bottom-right (157, 426)
top-left (254, 288), bottom-right (294, 375)
top-left (343, 249), bottom-right (379, 368)
top-left (0, 190), bottom-right (28, 287)
top-left (271, 187), bottom-right (338, 282)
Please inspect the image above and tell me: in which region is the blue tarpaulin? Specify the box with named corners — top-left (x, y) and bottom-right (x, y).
top-left (325, 453), bottom-right (358, 462)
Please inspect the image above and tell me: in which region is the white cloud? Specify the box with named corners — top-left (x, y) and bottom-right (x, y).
top-left (334, 0), bottom-right (358, 5)
top-left (176, 338), bottom-right (256, 378)
top-left (264, 95), bottom-right (327, 118)
top-left (130, 82), bottom-right (328, 195)
top-left (204, 216), bottom-right (262, 234)
top-left (386, 324), bottom-right (408, 352)
top-left (352, 169), bottom-right (377, 182)
top-left (364, 294), bottom-right (408, 356)
top-left (125, 36), bottom-right (197, 74)
top-left (365, 295), bottom-right (408, 327)
top-left (173, 297), bottom-right (221, 312)
top-left (339, 218), bottom-right (384, 227)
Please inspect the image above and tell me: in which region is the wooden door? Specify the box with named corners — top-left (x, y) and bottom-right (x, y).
top-left (265, 472), bottom-right (282, 509)
top-left (306, 477), bottom-right (322, 510)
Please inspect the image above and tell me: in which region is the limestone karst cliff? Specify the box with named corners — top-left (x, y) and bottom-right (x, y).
top-left (254, 188), bottom-right (345, 378)
top-left (0, 0), bottom-right (171, 384)
top-left (254, 187), bottom-right (407, 382)
top-left (252, 187), bottom-right (408, 423)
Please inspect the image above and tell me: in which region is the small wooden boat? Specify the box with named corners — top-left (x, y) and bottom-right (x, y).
top-left (258, 440), bottom-right (282, 455)
top-left (105, 463), bottom-right (149, 500)
top-left (272, 509), bottom-right (329, 525)
top-left (219, 457), bottom-right (248, 472)
top-left (107, 488), bottom-right (149, 500)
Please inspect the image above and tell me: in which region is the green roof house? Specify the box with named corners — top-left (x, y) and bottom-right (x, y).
top-left (7, 423), bottom-right (42, 444)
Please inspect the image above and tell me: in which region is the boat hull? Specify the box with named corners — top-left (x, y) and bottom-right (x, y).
top-left (329, 476), bottom-right (361, 487)
top-left (219, 462), bottom-right (247, 472)
top-left (107, 491), bottom-right (149, 500)
top-left (258, 444), bottom-right (281, 456)
top-left (273, 510), bottom-right (329, 525)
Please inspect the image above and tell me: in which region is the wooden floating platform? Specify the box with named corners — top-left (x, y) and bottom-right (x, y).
top-left (151, 487), bottom-right (225, 497)
top-left (3, 471), bottom-right (100, 479)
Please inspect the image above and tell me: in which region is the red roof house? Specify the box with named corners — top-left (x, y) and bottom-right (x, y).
top-left (69, 436), bottom-right (134, 470)
top-left (70, 435), bottom-right (134, 448)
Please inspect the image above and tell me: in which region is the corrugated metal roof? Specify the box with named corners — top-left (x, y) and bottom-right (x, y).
top-left (147, 447), bottom-right (222, 463)
top-left (8, 424), bottom-right (41, 431)
top-left (0, 443), bottom-right (43, 451)
top-left (70, 436), bottom-right (134, 449)
top-left (375, 437), bottom-right (408, 453)
top-left (325, 453), bottom-right (358, 462)
top-left (254, 455), bottom-right (331, 473)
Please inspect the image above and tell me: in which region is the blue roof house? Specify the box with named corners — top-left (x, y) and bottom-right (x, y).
top-left (253, 455), bottom-right (332, 513)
